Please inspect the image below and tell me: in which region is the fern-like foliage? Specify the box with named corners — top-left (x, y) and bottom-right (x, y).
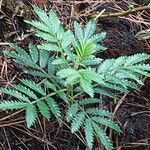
top-left (0, 79), bottom-right (62, 128)
top-left (1, 5), bottom-right (150, 150)
top-left (66, 98), bottom-right (120, 149)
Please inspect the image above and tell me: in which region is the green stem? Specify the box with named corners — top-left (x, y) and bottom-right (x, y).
top-left (34, 64), bottom-right (64, 90)
top-left (32, 89), bottom-right (67, 104)
top-left (67, 84), bottom-right (74, 104)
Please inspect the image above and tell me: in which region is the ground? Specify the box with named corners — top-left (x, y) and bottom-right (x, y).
top-left (0, 0), bottom-right (150, 150)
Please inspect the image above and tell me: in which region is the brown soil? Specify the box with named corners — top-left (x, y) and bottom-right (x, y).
top-left (0, 0), bottom-right (150, 150)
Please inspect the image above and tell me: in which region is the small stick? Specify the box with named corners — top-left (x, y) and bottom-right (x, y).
top-left (0, 42), bottom-right (11, 46)
top-left (81, 5), bottom-right (150, 19)
top-left (0, 0), bottom-right (2, 10)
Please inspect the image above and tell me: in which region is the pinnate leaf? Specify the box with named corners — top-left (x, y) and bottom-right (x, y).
top-left (26, 104), bottom-right (37, 128)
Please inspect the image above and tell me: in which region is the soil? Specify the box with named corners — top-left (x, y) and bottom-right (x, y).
top-left (0, 0), bottom-right (150, 150)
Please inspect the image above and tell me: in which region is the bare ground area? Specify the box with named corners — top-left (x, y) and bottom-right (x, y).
top-left (0, 0), bottom-right (150, 149)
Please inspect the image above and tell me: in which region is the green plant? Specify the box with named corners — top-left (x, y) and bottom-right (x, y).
top-left (1, 5), bottom-right (150, 150)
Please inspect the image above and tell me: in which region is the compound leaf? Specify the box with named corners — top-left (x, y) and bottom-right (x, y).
top-left (26, 104), bottom-right (37, 128)
top-left (20, 79), bottom-right (46, 96)
top-left (37, 101), bottom-right (51, 120)
top-left (66, 103), bottom-right (79, 122)
top-left (92, 122), bottom-right (113, 150)
top-left (71, 112), bottom-right (86, 133)
top-left (46, 97), bottom-right (61, 120)
top-left (80, 77), bottom-right (93, 97)
top-left (84, 119), bottom-right (94, 150)
top-left (0, 88), bottom-right (30, 102)
top-left (92, 117), bottom-right (121, 132)
top-left (29, 43), bottom-right (39, 64)
top-left (12, 84), bottom-right (38, 100)
top-left (0, 101), bottom-right (28, 110)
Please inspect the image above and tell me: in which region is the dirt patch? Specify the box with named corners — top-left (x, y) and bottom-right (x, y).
top-left (116, 88), bottom-right (150, 150)
top-left (0, 1), bottom-right (150, 150)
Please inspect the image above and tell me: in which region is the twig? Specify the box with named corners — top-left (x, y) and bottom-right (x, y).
top-left (113, 94), bottom-right (127, 116)
top-left (131, 111), bottom-right (150, 116)
top-left (0, 109), bottom-right (24, 122)
top-left (81, 5), bottom-right (150, 19)
top-left (0, 0), bottom-right (2, 10)
top-left (11, 130), bottom-right (30, 150)
top-left (0, 120), bottom-right (24, 128)
top-left (3, 127), bottom-right (12, 150)
top-left (0, 42), bottom-right (11, 46)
